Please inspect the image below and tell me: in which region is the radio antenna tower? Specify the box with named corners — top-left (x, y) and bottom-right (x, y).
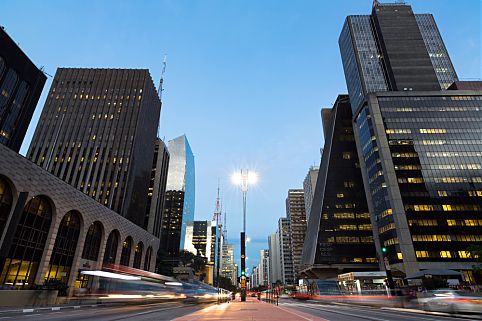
top-left (157, 55), bottom-right (167, 137)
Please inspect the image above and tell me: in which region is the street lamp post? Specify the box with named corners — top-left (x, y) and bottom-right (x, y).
top-left (232, 169), bottom-right (257, 302)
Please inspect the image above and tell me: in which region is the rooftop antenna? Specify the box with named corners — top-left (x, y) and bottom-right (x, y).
top-left (157, 55), bottom-right (167, 137)
top-left (39, 66), bottom-right (53, 78)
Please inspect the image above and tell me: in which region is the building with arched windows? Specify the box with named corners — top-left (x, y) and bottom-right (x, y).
top-left (0, 143), bottom-right (159, 295)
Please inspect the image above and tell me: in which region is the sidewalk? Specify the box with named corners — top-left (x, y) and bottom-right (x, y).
top-left (172, 298), bottom-right (328, 321)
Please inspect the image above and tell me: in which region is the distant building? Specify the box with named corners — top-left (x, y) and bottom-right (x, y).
top-left (279, 218), bottom-right (294, 285)
top-left (160, 135), bottom-right (195, 256)
top-left (268, 232), bottom-right (282, 284)
top-left (286, 189), bottom-right (306, 282)
top-left (144, 138), bottom-right (170, 237)
top-left (303, 167), bottom-right (319, 223)
top-left (0, 27), bottom-right (46, 152)
top-left (27, 68), bottom-right (161, 228)
top-left (258, 249), bottom-right (270, 287)
top-left (184, 220), bottom-right (217, 264)
top-left (301, 95), bottom-right (377, 279)
top-left (221, 243), bottom-right (237, 285)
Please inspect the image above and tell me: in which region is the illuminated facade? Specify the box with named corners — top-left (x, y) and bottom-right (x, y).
top-left (338, 2), bottom-right (481, 280)
top-left (159, 135), bottom-right (195, 256)
top-left (0, 28), bottom-right (46, 152)
top-left (301, 95), bottom-right (377, 279)
top-left (27, 68), bottom-right (161, 228)
top-left (0, 143), bottom-right (159, 293)
top-left (220, 243), bottom-right (237, 285)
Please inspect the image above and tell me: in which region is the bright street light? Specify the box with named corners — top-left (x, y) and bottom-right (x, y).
top-left (232, 169), bottom-right (257, 302)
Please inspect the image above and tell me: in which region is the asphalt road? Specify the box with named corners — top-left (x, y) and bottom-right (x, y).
top-left (0, 302), bottom-right (208, 321)
top-left (282, 300), bottom-right (482, 321)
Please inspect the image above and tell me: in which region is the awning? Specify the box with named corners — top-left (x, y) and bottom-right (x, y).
top-left (405, 269), bottom-right (463, 279)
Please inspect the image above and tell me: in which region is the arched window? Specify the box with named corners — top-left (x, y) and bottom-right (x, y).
top-left (82, 221), bottom-right (103, 261)
top-left (144, 246), bottom-right (153, 271)
top-left (103, 230), bottom-right (119, 264)
top-left (45, 211), bottom-right (81, 283)
top-left (120, 236), bottom-right (132, 266)
top-left (0, 196), bottom-right (52, 289)
top-left (133, 242), bottom-right (143, 269)
top-left (0, 176), bottom-right (13, 237)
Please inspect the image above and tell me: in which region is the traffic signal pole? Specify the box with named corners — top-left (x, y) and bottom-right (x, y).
top-left (240, 231), bottom-right (246, 301)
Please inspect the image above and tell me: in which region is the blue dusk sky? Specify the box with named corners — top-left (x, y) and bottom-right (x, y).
top-left (2, 0), bottom-right (481, 270)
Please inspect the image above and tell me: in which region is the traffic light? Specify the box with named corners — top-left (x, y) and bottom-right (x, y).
top-left (382, 247), bottom-right (387, 253)
top-left (241, 270), bottom-right (245, 276)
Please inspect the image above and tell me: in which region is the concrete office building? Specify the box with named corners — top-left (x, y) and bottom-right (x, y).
top-left (0, 144), bottom-right (159, 293)
top-left (268, 232), bottom-right (282, 284)
top-left (286, 189), bottom-right (307, 281)
top-left (0, 27), bottom-right (46, 152)
top-left (27, 68), bottom-right (161, 228)
top-left (279, 218), bottom-right (294, 285)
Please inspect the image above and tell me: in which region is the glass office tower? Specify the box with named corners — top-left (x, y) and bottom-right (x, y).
top-left (338, 2), bottom-right (481, 281)
top-left (160, 135), bottom-right (195, 256)
top-left (301, 95), bottom-right (377, 280)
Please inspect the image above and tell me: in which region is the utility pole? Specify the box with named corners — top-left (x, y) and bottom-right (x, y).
top-left (213, 181), bottom-right (222, 302)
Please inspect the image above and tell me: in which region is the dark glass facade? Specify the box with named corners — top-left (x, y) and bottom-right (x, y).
top-left (354, 92), bottom-right (482, 278)
top-left (27, 68), bottom-right (161, 228)
top-left (339, 3), bottom-right (458, 113)
top-left (0, 28), bottom-right (46, 152)
top-left (301, 95), bottom-right (377, 279)
top-left (144, 138), bottom-right (170, 237)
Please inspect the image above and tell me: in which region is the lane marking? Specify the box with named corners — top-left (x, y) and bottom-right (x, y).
top-left (276, 305), bottom-right (329, 321)
top-left (51, 307), bottom-right (61, 311)
top-left (21, 309), bottom-right (34, 313)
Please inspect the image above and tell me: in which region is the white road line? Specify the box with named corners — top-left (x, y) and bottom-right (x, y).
top-left (276, 305), bottom-right (328, 321)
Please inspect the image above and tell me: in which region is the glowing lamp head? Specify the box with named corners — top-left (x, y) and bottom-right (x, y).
top-left (231, 170), bottom-right (257, 192)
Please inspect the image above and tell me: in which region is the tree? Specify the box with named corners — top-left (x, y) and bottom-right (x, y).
top-left (467, 245), bottom-right (482, 283)
top-left (218, 276), bottom-right (237, 293)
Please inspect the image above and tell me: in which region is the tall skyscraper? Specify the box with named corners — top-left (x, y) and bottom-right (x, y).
top-left (27, 68), bottom-right (161, 227)
top-left (303, 166), bottom-right (319, 223)
top-left (160, 135), bottom-right (195, 256)
top-left (301, 95), bottom-right (377, 279)
top-left (221, 243), bottom-right (237, 285)
top-left (145, 138), bottom-right (170, 237)
top-left (337, 2), bottom-right (481, 280)
top-left (286, 189), bottom-right (307, 282)
top-left (268, 232), bottom-right (282, 284)
top-left (0, 27), bottom-right (46, 152)
top-left (279, 217), bottom-right (294, 285)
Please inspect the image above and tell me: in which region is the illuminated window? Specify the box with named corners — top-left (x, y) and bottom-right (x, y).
top-left (397, 252), bottom-right (403, 260)
top-left (458, 251), bottom-right (471, 258)
top-left (336, 193), bottom-right (344, 198)
top-left (416, 251), bottom-right (429, 258)
top-left (440, 251), bottom-right (451, 258)
top-left (438, 191), bottom-right (448, 197)
top-left (342, 152), bottom-right (352, 160)
top-left (366, 258), bottom-right (377, 263)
